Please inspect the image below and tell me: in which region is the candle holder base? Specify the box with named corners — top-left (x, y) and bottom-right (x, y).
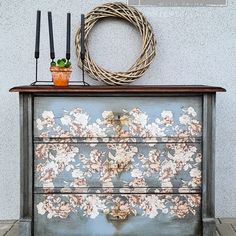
top-left (30, 81), bottom-right (90, 86)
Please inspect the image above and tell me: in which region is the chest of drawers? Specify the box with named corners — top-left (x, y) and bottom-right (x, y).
top-left (10, 85), bottom-right (225, 236)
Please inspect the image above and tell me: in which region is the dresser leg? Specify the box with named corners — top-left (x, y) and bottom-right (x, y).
top-left (203, 218), bottom-right (216, 236)
top-left (19, 218), bottom-right (32, 236)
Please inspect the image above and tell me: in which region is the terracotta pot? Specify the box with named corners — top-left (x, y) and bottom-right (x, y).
top-left (50, 66), bottom-right (72, 86)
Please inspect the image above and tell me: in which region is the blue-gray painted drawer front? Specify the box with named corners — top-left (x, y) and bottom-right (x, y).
top-left (34, 193), bottom-right (201, 236)
top-left (34, 142), bottom-right (202, 191)
top-left (34, 96), bottom-right (202, 140)
top-left (33, 96), bottom-right (203, 236)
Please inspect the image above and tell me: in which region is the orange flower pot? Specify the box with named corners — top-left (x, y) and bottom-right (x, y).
top-left (50, 66), bottom-right (72, 87)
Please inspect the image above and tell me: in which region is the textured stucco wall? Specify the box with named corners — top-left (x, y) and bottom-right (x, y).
top-left (0, 0), bottom-right (235, 219)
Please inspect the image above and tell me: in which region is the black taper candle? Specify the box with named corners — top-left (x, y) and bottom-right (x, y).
top-left (66, 13), bottom-right (71, 60)
top-left (34, 10), bottom-right (41, 59)
top-left (80, 14), bottom-right (85, 60)
top-left (48, 12), bottom-right (55, 60)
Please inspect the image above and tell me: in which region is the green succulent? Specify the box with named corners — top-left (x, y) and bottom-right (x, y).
top-left (51, 58), bottom-right (71, 68)
top-left (50, 61), bottom-right (56, 67)
top-left (65, 61), bottom-right (71, 68)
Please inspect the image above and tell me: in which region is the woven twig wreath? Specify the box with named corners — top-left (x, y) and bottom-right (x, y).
top-left (75, 2), bottom-right (156, 85)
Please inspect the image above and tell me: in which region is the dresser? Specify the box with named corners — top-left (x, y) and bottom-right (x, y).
top-left (10, 85), bottom-right (225, 236)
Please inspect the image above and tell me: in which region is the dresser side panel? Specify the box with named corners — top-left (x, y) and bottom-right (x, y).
top-left (202, 94), bottom-right (216, 236)
top-left (20, 93), bottom-right (33, 236)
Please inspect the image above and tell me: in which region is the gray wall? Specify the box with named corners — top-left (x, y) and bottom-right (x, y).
top-left (0, 0), bottom-right (235, 219)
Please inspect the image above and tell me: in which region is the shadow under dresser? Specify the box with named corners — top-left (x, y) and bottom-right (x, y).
top-left (10, 85), bottom-right (226, 236)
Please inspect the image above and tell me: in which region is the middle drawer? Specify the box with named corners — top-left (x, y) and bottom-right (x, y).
top-left (34, 141), bottom-right (202, 191)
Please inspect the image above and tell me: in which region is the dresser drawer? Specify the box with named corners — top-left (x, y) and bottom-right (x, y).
top-left (34, 193), bottom-right (201, 236)
top-left (34, 96), bottom-right (202, 140)
top-left (34, 142), bottom-right (202, 191)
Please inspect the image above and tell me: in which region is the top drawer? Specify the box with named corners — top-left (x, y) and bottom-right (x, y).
top-left (34, 96), bottom-right (202, 140)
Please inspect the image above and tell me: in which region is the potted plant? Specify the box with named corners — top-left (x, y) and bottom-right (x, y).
top-left (50, 58), bottom-right (72, 86)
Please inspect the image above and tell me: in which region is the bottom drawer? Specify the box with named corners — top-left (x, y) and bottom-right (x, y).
top-left (34, 193), bottom-right (201, 236)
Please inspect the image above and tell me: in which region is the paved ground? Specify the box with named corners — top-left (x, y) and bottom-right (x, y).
top-left (0, 219), bottom-right (236, 236)
top-left (216, 219), bottom-right (236, 236)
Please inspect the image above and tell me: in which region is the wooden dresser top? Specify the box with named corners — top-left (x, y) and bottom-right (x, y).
top-left (9, 85), bottom-right (226, 93)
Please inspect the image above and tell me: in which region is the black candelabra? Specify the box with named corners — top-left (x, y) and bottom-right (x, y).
top-left (32, 10), bottom-right (41, 85)
top-left (31, 11), bottom-right (89, 86)
top-left (80, 14), bottom-right (89, 86)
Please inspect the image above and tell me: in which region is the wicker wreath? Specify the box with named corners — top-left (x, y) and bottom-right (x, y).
top-left (75, 2), bottom-right (156, 85)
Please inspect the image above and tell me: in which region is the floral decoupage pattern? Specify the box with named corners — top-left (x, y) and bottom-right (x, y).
top-left (34, 98), bottom-right (202, 220)
top-left (35, 99), bottom-right (202, 140)
top-left (36, 194), bottom-right (201, 220)
top-left (34, 103), bottom-right (202, 191)
top-left (35, 142), bottom-right (202, 191)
